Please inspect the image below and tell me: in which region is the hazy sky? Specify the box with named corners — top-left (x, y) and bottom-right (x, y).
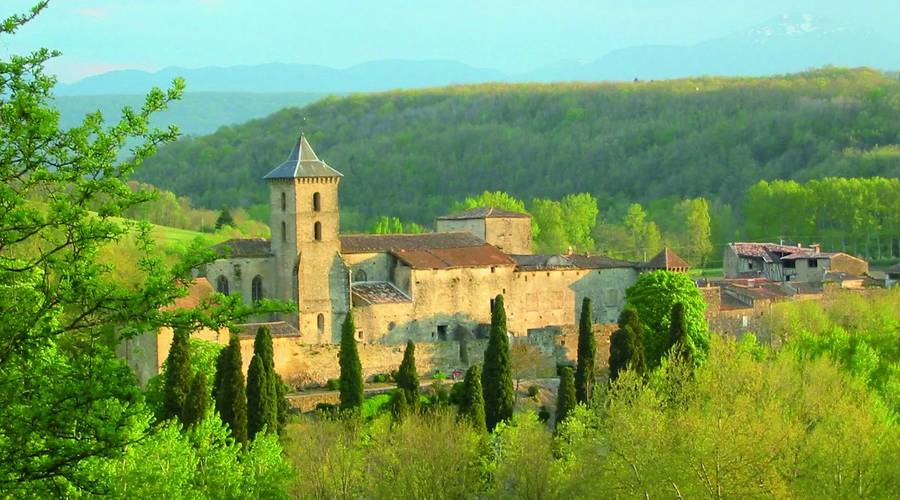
top-left (3, 0), bottom-right (899, 82)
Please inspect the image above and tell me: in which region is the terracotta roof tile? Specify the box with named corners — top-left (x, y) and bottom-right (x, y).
top-left (641, 247), bottom-right (690, 270)
top-left (393, 245), bottom-right (515, 270)
top-left (340, 232), bottom-right (486, 254)
top-left (437, 206), bottom-right (530, 220)
top-left (164, 278), bottom-right (214, 311)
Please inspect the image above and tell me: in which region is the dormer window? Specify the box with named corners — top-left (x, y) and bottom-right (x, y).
top-left (313, 192), bottom-right (321, 212)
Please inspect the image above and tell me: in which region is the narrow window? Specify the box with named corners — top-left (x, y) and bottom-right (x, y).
top-left (314, 221), bottom-right (322, 241)
top-left (317, 314), bottom-right (325, 333)
top-left (437, 325), bottom-right (448, 341)
top-left (216, 275), bottom-right (229, 295)
top-left (281, 221), bottom-right (287, 242)
top-left (313, 192), bottom-right (321, 212)
top-left (356, 330), bottom-right (364, 341)
top-left (354, 269), bottom-right (368, 282)
top-left (808, 259), bottom-right (818, 268)
top-left (251, 275), bottom-right (263, 303)
top-left (281, 192), bottom-right (286, 212)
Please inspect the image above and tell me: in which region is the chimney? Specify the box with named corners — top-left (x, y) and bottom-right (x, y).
top-left (811, 243), bottom-right (820, 253)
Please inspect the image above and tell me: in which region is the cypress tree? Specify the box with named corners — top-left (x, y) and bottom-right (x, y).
top-left (668, 302), bottom-right (694, 365)
top-left (275, 373), bottom-right (289, 433)
top-left (556, 366), bottom-right (576, 428)
top-left (247, 327), bottom-right (278, 439)
top-left (396, 340), bottom-right (419, 407)
top-left (214, 335), bottom-right (248, 445)
top-left (390, 389), bottom-right (408, 422)
top-left (162, 328), bottom-right (192, 422)
top-left (482, 294), bottom-right (514, 432)
top-left (609, 308), bottom-right (647, 382)
top-left (459, 364), bottom-right (487, 433)
top-left (182, 372), bottom-right (208, 427)
top-left (339, 310), bottom-right (364, 411)
top-left (215, 206), bottom-right (234, 229)
top-left (574, 297), bottom-right (596, 404)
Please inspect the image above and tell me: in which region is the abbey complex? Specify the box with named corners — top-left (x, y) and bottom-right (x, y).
top-left (120, 135), bottom-right (880, 387)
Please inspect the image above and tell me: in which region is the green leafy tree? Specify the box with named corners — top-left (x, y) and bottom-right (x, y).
top-left (574, 298), bottom-right (596, 404)
top-left (163, 328), bottom-right (193, 422)
top-left (247, 326), bottom-right (278, 438)
top-left (396, 340), bottom-right (419, 408)
top-left (608, 308), bottom-right (646, 381)
top-left (623, 203), bottom-right (662, 261)
top-left (215, 335), bottom-right (248, 445)
top-left (482, 295), bottom-right (515, 431)
top-left (0, 4), bottom-right (289, 494)
top-left (560, 193), bottom-right (599, 251)
top-left (458, 364), bottom-right (487, 433)
top-left (531, 198), bottom-right (567, 253)
top-left (673, 198), bottom-right (713, 266)
top-left (556, 366), bottom-right (576, 428)
top-left (339, 310), bottom-right (364, 410)
top-left (215, 206), bottom-right (234, 229)
top-left (182, 372), bottom-right (209, 428)
top-left (625, 271), bottom-right (709, 368)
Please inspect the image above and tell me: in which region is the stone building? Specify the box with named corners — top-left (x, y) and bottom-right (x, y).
top-left (205, 135), bottom-right (656, 345)
top-left (724, 242), bottom-right (868, 284)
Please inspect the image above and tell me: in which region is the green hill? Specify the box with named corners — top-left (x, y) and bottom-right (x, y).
top-left (135, 68), bottom-right (900, 230)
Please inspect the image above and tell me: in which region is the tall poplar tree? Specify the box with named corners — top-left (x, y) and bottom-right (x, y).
top-left (214, 335), bottom-right (248, 445)
top-left (339, 311), bottom-right (364, 411)
top-left (482, 295), bottom-right (514, 431)
top-left (162, 328), bottom-right (192, 422)
top-left (459, 364), bottom-right (487, 433)
top-left (556, 366), bottom-right (576, 428)
top-left (247, 326), bottom-right (277, 438)
top-left (396, 340), bottom-right (419, 407)
top-left (574, 298), bottom-right (596, 404)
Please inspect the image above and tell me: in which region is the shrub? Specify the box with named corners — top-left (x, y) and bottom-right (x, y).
top-left (432, 370), bottom-right (448, 381)
top-left (326, 378), bottom-right (340, 391)
top-left (449, 381), bottom-right (466, 406)
top-left (527, 385), bottom-right (540, 399)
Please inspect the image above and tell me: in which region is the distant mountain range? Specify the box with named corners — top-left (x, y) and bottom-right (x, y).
top-left (57, 14), bottom-right (900, 97)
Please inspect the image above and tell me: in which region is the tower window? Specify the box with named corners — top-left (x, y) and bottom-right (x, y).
top-left (251, 275), bottom-right (263, 303)
top-left (317, 314), bottom-right (325, 333)
top-left (281, 221), bottom-right (287, 242)
top-left (281, 192), bottom-right (286, 212)
top-left (313, 192), bottom-right (321, 212)
top-left (216, 275), bottom-right (229, 295)
top-left (314, 221), bottom-right (322, 241)
top-left (354, 269), bottom-right (368, 282)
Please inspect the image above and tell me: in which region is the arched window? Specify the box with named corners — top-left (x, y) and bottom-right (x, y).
top-left (354, 269), bottom-right (368, 282)
top-left (281, 221), bottom-right (287, 242)
top-left (216, 275), bottom-right (229, 295)
top-left (281, 192), bottom-right (286, 212)
top-left (314, 221), bottom-right (322, 241)
top-left (317, 314), bottom-right (325, 334)
top-left (251, 275), bottom-right (263, 303)
top-left (312, 192), bottom-right (321, 212)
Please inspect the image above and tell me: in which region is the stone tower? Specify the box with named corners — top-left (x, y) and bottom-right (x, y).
top-left (264, 136), bottom-right (349, 343)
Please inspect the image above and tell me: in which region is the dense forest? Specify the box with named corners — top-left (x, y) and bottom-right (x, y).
top-left (136, 68), bottom-right (900, 236)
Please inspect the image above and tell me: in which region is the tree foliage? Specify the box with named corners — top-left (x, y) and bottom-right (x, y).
top-left (182, 372), bottom-right (209, 428)
top-left (609, 308), bottom-right (647, 382)
top-left (458, 364), bottom-right (487, 433)
top-left (396, 340), bottom-right (420, 408)
top-left (214, 335), bottom-right (248, 445)
top-left (556, 366), bottom-right (577, 428)
top-left (482, 295), bottom-right (514, 431)
top-left (247, 326), bottom-right (278, 438)
top-left (339, 310), bottom-right (364, 411)
top-left (625, 271), bottom-right (709, 368)
top-left (163, 328), bottom-right (193, 422)
top-left (574, 298), bottom-right (596, 403)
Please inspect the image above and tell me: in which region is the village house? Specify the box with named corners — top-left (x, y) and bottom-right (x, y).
top-left (723, 242), bottom-right (868, 284)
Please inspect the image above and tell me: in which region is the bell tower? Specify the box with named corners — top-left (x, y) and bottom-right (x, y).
top-left (264, 135), bottom-right (348, 343)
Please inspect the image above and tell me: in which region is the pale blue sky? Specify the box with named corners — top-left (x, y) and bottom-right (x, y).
top-left (2, 0), bottom-right (899, 82)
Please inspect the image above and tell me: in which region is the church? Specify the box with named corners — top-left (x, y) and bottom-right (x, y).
top-left (204, 135), bottom-right (687, 345)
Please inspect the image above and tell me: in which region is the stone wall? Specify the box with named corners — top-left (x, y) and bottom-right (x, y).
top-left (484, 217), bottom-right (532, 255)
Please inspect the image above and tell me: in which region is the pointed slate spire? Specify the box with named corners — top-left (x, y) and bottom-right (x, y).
top-left (263, 135), bottom-right (343, 180)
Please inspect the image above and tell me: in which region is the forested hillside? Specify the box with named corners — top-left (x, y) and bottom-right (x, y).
top-left (137, 68), bottom-right (900, 233)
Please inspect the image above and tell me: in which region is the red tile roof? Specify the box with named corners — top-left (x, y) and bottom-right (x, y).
top-left (437, 206), bottom-right (530, 220)
top-left (340, 232), bottom-right (486, 254)
top-left (641, 247), bottom-right (690, 270)
top-left (393, 245), bottom-right (515, 270)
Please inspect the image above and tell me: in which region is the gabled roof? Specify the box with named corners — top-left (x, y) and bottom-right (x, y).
top-left (510, 253), bottom-right (637, 271)
top-left (437, 206), bottom-right (530, 220)
top-left (641, 248), bottom-right (690, 270)
top-left (731, 242), bottom-right (815, 263)
top-left (263, 135), bottom-right (343, 180)
top-left (392, 245), bottom-right (515, 270)
top-left (213, 238), bottom-right (273, 258)
top-left (340, 232), bottom-right (487, 254)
